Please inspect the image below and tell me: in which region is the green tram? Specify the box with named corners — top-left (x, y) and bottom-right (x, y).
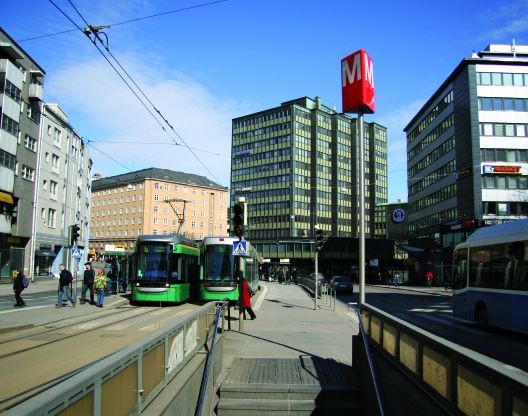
top-left (199, 236), bottom-right (261, 303)
top-left (131, 235), bottom-right (200, 304)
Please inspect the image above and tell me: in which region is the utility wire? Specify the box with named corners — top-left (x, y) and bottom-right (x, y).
top-left (67, 0), bottom-right (220, 182)
top-left (87, 140), bottom-right (228, 157)
top-left (17, 0), bottom-right (228, 42)
top-left (50, 0), bottom-right (222, 184)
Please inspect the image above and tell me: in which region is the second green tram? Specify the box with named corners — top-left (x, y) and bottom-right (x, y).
top-left (200, 236), bottom-right (260, 302)
top-left (132, 235), bottom-right (200, 304)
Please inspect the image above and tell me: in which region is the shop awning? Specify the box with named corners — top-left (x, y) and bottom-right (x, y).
top-left (0, 192), bottom-right (14, 204)
top-left (35, 250), bottom-right (57, 257)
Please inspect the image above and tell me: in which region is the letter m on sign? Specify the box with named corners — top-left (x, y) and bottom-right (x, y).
top-left (341, 49), bottom-right (375, 114)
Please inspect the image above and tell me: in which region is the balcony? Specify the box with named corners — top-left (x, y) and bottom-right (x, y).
top-left (28, 83), bottom-right (43, 101)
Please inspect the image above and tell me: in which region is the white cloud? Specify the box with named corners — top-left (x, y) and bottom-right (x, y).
top-left (377, 98), bottom-right (425, 202)
top-left (45, 53), bottom-right (243, 188)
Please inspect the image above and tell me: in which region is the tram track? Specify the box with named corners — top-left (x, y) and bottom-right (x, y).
top-left (0, 304), bottom-right (199, 411)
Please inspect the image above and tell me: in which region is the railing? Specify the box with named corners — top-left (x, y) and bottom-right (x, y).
top-left (6, 301), bottom-right (229, 416)
top-left (297, 276), bottom-right (336, 310)
top-left (360, 303), bottom-right (528, 416)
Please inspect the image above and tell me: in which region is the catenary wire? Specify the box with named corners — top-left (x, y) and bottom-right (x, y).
top-left (16, 0), bottom-right (229, 43)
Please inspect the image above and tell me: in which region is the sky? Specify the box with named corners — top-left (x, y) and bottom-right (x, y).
top-left (2, 0), bottom-right (528, 202)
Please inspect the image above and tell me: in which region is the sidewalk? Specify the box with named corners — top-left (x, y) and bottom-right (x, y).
top-left (222, 282), bottom-right (358, 369)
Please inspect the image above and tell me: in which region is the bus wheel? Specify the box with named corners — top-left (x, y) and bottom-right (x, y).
top-left (475, 304), bottom-right (489, 328)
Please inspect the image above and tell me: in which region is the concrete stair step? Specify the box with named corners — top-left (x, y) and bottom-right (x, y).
top-left (219, 383), bottom-right (359, 401)
top-left (216, 397), bottom-right (362, 416)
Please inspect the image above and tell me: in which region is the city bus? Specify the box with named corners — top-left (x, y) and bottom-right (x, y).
top-left (452, 220), bottom-right (528, 333)
top-left (131, 235), bottom-right (200, 304)
top-left (199, 236), bottom-right (260, 303)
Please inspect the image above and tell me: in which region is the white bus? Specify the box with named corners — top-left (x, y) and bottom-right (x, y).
top-left (452, 220), bottom-right (528, 333)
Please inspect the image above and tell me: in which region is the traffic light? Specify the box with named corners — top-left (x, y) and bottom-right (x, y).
top-left (316, 228), bottom-right (325, 251)
top-left (232, 203), bottom-right (244, 237)
top-left (70, 224), bottom-right (80, 245)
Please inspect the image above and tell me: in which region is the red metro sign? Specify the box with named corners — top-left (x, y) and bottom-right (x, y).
top-left (341, 49), bottom-right (375, 114)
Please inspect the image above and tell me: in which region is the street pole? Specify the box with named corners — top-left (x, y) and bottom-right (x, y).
top-left (237, 239), bottom-right (244, 332)
top-left (358, 112), bottom-right (366, 306)
top-left (314, 250), bottom-right (318, 310)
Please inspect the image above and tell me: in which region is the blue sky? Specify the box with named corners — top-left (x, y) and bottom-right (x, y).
top-left (2, 0), bottom-right (528, 201)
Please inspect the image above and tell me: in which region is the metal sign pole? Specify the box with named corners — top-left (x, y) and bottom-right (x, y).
top-left (314, 251), bottom-right (318, 310)
top-left (358, 112), bottom-right (366, 306)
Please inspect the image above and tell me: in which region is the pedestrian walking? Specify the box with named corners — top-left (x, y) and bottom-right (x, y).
top-left (13, 269), bottom-right (27, 307)
top-left (426, 271), bottom-right (433, 287)
top-left (237, 274), bottom-right (256, 320)
top-left (56, 264), bottom-right (76, 308)
top-left (80, 262), bottom-right (95, 305)
top-left (94, 269), bottom-right (108, 308)
top-left (393, 272), bottom-right (401, 287)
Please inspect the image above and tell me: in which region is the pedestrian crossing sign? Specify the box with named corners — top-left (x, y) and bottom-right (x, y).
top-left (233, 240), bottom-right (247, 256)
top-left (71, 248), bottom-right (82, 258)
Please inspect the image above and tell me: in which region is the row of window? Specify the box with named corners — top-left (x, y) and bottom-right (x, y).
top-left (410, 160), bottom-right (456, 194)
top-left (233, 109), bottom-right (291, 129)
top-left (482, 175), bottom-right (527, 189)
top-left (95, 184), bottom-right (144, 195)
top-left (230, 187), bottom-right (290, 201)
top-left (232, 161), bottom-right (291, 178)
top-left (481, 148), bottom-right (528, 162)
top-left (234, 123), bottom-right (290, 140)
top-left (97, 194), bottom-right (143, 206)
top-left (409, 136), bottom-right (455, 178)
top-left (479, 122), bottom-right (528, 137)
top-left (233, 174), bottom-right (290, 189)
top-left (408, 114), bottom-right (454, 161)
top-left (234, 134), bottom-right (291, 152)
top-left (410, 184), bottom-right (456, 213)
top-left (408, 207), bottom-right (457, 233)
top-left (477, 72), bottom-right (528, 87)
top-left (478, 97), bottom-right (528, 112)
top-left (483, 201), bottom-right (528, 216)
top-left (407, 90), bottom-right (453, 143)
top-left (232, 147), bottom-right (292, 165)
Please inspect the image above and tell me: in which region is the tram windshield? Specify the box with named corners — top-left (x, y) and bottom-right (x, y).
top-left (203, 244), bottom-right (234, 282)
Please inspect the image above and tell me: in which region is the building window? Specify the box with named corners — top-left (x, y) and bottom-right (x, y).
top-left (50, 180), bottom-right (58, 200)
top-left (0, 149), bottom-right (16, 171)
top-left (53, 128), bottom-right (62, 147)
top-left (24, 134), bottom-right (37, 152)
top-left (1, 114), bottom-right (19, 137)
top-left (21, 165), bottom-right (35, 181)
top-left (51, 154), bottom-right (60, 173)
top-left (47, 208), bottom-right (56, 228)
top-left (154, 194), bottom-right (159, 201)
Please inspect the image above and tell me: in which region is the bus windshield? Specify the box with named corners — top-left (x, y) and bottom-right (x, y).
top-left (203, 244), bottom-right (234, 281)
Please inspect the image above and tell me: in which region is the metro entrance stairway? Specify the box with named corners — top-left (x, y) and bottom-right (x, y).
top-left (215, 357), bottom-right (361, 415)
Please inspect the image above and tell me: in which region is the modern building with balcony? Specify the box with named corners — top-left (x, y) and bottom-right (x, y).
top-left (404, 44), bottom-right (528, 279)
top-left (89, 168), bottom-right (228, 258)
top-left (31, 104), bottom-right (93, 277)
top-left (231, 96), bottom-right (389, 275)
top-left (0, 28), bottom-right (45, 279)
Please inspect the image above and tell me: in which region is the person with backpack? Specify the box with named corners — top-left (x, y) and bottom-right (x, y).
top-left (13, 269), bottom-right (27, 307)
top-left (56, 264), bottom-right (76, 308)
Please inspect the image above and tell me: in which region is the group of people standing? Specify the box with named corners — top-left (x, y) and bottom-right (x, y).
top-left (13, 262), bottom-right (109, 309)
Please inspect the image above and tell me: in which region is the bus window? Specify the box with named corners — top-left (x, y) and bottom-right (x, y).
top-left (453, 247), bottom-right (468, 289)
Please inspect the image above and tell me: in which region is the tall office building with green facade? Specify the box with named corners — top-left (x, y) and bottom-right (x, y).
top-left (231, 96), bottom-right (388, 266)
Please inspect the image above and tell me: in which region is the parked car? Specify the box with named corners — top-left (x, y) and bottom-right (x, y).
top-left (329, 276), bottom-right (353, 294)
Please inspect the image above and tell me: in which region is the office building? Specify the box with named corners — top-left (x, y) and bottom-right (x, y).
top-left (231, 96), bottom-right (388, 267)
top-left (404, 44), bottom-right (528, 247)
top-left (0, 28), bottom-right (45, 279)
top-left (89, 168), bottom-right (228, 257)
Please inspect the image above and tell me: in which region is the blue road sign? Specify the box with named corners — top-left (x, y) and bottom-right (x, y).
top-left (233, 240), bottom-right (247, 256)
top-left (71, 248), bottom-right (82, 258)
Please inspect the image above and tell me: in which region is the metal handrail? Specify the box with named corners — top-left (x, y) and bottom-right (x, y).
top-left (352, 303), bottom-right (385, 416)
top-left (195, 303), bottom-right (224, 416)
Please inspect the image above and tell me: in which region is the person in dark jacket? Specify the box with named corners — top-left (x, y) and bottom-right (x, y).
top-left (237, 273), bottom-right (256, 320)
top-left (80, 262), bottom-right (95, 305)
top-left (56, 264), bottom-right (76, 308)
top-left (13, 269), bottom-right (26, 307)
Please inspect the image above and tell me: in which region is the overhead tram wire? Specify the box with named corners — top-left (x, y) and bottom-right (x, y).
top-left (48, 0), bottom-right (170, 138)
top-left (17, 1), bottom-right (229, 43)
top-left (50, 0), bottom-right (222, 184)
top-left (67, 0), bottom-right (220, 183)
top-left (87, 140), bottom-right (228, 158)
